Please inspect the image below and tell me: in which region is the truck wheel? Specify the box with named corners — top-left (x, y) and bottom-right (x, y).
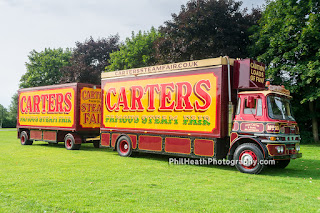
top-left (234, 143), bottom-right (264, 174)
top-left (64, 133), bottom-right (81, 150)
top-left (93, 141), bottom-right (100, 148)
top-left (271, 159), bottom-right (290, 169)
top-left (116, 136), bottom-right (132, 157)
top-left (20, 131), bottom-right (33, 145)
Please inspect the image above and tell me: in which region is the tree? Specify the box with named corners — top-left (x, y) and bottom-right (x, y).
top-left (0, 104), bottom-right (6, 128)
top-left (250, 0), bottom-right (320, 143)
top-left (20, 48), bottom-right (72, 88)
top-left (106, 28), bottom-right (161, 71)
top-left (0, 104), bottom-right (15, 128)
top-left (61, 35), bottom-right (120, 84)
top-left (7, 93), bottom-right (18, 128)
top-left (154, 0), bottom-right (262, 64)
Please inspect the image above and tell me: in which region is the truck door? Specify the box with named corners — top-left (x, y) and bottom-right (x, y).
top-left (238, 95), bottom-right (264, 121)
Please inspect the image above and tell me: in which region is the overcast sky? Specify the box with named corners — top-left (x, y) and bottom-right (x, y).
top-left (0, 0), bottom-right (264, 108)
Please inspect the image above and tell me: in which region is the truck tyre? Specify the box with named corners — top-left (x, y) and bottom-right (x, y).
top-left (233, 143), bottom-right (264, 174)
top-left (64, 133), bottom-right (81, 150)
top-left (271, 159), bottom-right (290, 169)
top-left (93, 141), bottom-right (100, 148)
top-left (20, 131), bottom-right (33, 145)
top-left (116, 135), bottom-right (132, 157)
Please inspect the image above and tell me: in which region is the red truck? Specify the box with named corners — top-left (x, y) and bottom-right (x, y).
top-left (18, 57), bottom-right (302, 174)
top-left (100, 57), bottom-right (301, 174)
top-left (17, 83), bottom-right (101, 150)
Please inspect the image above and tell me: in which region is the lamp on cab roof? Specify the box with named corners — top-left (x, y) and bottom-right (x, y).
top-left (265, 80), bottom-right (270, 88)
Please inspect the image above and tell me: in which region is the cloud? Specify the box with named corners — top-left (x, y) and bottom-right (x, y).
top-left (0, 0), bottom-right (264, 108)
top-left (0, 0), bottom-right (188, 107)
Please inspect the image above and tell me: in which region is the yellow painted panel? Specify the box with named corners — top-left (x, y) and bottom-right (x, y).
top-left (79, 87), bottom-right (101, 128)
top-left (102, 73), bottom-right (217, 133)
top-left (18, 88), bottom-right (75, 128)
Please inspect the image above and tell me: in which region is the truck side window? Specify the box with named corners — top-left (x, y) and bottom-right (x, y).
top-left (244, 98), bottom-right (256, 114)
top-left (256, 99), bottom-right (263, 116)
top-left (235, 99), bottom-right (241, 115)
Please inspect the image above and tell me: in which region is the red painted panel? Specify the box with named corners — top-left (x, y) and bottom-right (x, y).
top-left (233, 59), bottom-right (265, 89)
top-left (230, 132), bottom-right (238, 144)
top-left (101, 133), bottom-right (110, 146)
top-left (30, 130), bottom-right (42, 140)
top-left (111, 133), bottom-right (120, 147)
top-left (139, 135), bottom-right (162, 151)
top-left (194, 139), bottom-right (214, 157)
top-left (165, 137), bottom-right (191, 154)
top-left (240, 122), bottom-right (264, 133)
top-left (43, 131), bottom-right (57, 141)
top-left (232, 122), bottom-right (239, 131)
top-left (128, 134), bottom-right (137, 149)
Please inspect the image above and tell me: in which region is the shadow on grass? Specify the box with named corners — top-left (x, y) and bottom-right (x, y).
top-left (123, 152), bottom-right (320, 177)
top-left (261, 159), bottom-right (320, 179)
top-left (31, 142), bottom-right (319, 178)
top-left (130, 152), bottom-right (236, 172)
top-left (32, 142), bottom-right (113, 153)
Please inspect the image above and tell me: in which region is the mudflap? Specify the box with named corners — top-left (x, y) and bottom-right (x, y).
top-left (215, 138), bottom-right (230, 160)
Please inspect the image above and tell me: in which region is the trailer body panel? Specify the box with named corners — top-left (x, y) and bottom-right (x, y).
top-left (17, 83), bottom-right (101, 143)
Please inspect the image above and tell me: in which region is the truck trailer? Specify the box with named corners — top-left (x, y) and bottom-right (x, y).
top-left (17, 83), bottom-right (101, 150)
top-left (18, 57), bottom-right (302, 174)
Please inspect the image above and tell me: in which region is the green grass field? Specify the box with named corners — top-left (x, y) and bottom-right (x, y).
top-left (0, 129), bottom-right (319, 212)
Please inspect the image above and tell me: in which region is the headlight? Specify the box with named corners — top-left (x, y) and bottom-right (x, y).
top-left (275, 146), bottom-right (284, 153)
top-left (296, 144), bottom-right (300, 152)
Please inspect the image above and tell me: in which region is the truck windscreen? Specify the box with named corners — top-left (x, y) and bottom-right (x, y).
top-left (267, 95), bottom-right (295, 121)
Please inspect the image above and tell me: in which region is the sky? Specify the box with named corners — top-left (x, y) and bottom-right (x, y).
top-left (0, 0), bottom-right (265, 108)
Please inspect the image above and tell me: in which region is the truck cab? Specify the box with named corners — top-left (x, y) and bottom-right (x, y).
top-left (229, 85), bottom-right (302, 173)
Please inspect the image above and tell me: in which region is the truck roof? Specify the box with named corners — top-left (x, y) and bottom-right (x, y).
top-left (18, 82), bottom-right (99, 92)
top-left (238, 90), bottom-right (292, 98)
top-left (101, 57), bottom-right (235, 79)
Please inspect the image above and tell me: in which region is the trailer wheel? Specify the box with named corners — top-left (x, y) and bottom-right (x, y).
top-left (64, 133), bottom-right (81, 150)
top-left (234, 143), bottom-right (264, 174)
top-left (116, 136), bottom-right (132, 157)
top-left (20, 131), bottom-right (33, 145)
top-left (271, 159), bottom-right (290, 169)
top-left (93, 141), bottom-right (100, 148)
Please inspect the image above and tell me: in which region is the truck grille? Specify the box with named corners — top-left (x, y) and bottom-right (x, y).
top-left (286, 143), bottom-right (296, 155)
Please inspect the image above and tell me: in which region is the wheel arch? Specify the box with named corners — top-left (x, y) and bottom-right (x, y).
top-left (228, 137), bottom-right (268, 159)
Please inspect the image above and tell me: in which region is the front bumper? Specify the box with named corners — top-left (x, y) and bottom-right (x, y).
top-left (269, 153), bottom-right (302, 160)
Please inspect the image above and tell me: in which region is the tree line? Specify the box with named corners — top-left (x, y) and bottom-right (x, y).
top-left (3, 0), bottom-right (319, 143)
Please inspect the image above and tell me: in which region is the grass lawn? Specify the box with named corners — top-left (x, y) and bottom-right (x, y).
top-left (0, 129), bottom-right (319, 212)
